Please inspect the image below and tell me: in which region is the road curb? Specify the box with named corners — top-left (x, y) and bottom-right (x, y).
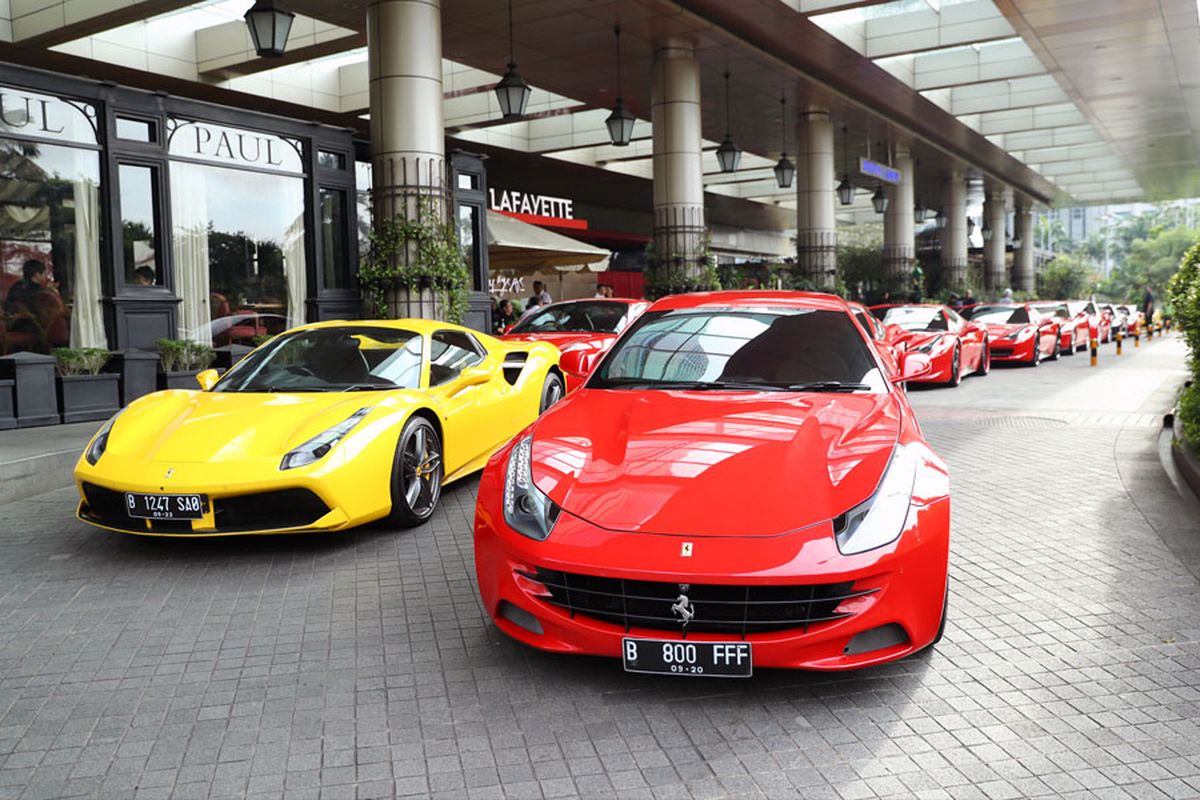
top-left (1172, 414), bottom-right (1200, 503)
top-left (0, 449), bottom-right (82, 505)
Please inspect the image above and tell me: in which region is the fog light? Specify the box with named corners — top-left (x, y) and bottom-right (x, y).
top-left (499, 601), bottom-right (543, 634)
top-left (844, 623), bottom-right (909, 655)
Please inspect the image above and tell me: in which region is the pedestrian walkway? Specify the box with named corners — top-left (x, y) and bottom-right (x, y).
top-left (0, 422), bottom-right (99, 505)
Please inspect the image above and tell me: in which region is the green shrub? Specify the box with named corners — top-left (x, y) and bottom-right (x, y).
top-left (157, 339), bottom-right (216, 372)
top-left (1167, 241), bottom-right (1200, 364)
top-left (1179, 381), bottom-right (1200, 452)
top-left (52, 348), bottom-right (110, 376)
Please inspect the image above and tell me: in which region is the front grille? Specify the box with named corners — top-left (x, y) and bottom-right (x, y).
top-left (80, 483), bottom-right (328, 533)
top-left (991, 347), bottom-right (1014, 357)
top-left (213, 489), bottom-right (329, 531)
top-left (522, 567), bottom-right (874, 637)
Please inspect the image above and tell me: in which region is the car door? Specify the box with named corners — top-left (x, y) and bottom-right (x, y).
top-left (425, 329), bottom-right (512, 475)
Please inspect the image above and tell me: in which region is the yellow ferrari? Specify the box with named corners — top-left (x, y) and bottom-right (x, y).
top-left (74, 319), bottom-right (564, 536)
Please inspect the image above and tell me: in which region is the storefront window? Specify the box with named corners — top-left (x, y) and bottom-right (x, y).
top-left (0, 86), bottom-right (105, 355)
top-left (356, 160), bottom-right (372, 257)
top-left (320, 188), bottom-right (349, 289)
top-left (119, 163), bottom-right (160, 286)
top-left (168, 119), bottom-right (306, 346)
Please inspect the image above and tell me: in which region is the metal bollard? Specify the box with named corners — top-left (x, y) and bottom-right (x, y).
top-left (1148, 323), bottom-right (1154, 340)
top-left (1135, 330), bottom-right (1140, 347)
top-left (1116, 330), bottom-right (1123, 355)
top-left (1090, 337), bottom-right (1098, 367)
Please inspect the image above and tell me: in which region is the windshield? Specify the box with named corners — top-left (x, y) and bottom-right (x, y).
top-left (970, 305), bottom-right (1031, 325)
top-left (214, 326), bottom-right (423, 393)
top-left (881, 306), bottom-right (947, 332)
top-left (590, 307), bottom-right (885, 392)
top-left (509, 301), bottom-right (628, 334)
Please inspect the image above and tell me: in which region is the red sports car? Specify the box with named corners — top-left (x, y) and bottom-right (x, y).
top-left (871, 304), bottom-right (989, 386)
top-left (475, 291), bottom-right (951, 673)
top-left (848, 301), bottom-right (904, 372)
top-left (1031, 302), bottom-right (1087, 355)
top-left (502, 298), bottom-right (649, 392)
top-left (1066, 300), bottom-right (1111, 345)
top-left (967, 303), bottom-right (1060, 365)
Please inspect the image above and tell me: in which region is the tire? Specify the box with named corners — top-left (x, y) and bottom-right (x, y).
top-left (387, 415), bottom-right (443, 528)
top-left (1030, 337), bottom-right (1042, 366)
top-left (1048, 332), bottom-right (1060, 361)
top-left (974, 341), bottom-right (991, 376)
top-left (539, 371), bottom-right (565, 414)
top-left (944, 346), bottom-right (962, 387)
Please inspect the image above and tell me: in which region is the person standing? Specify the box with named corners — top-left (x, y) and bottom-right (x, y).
top-left (1142, 285), bottom-right (1155, 325)
top-left (529, 280), bottom-right (552, 309)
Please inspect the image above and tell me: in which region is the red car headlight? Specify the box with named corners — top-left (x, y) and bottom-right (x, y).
top-left (503, 436), bottom-right (561, 541)
top-left (833, 445), bottom-right (918, 556)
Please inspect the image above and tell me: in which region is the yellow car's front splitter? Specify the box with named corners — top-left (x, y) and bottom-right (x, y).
top-left (76, 502), bottom-right (354, 537)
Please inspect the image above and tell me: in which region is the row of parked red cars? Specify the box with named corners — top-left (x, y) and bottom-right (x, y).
top-left (500, 295), bottom-right (1146, 391)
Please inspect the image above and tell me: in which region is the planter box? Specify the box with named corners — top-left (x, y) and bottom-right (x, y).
top-left (0, 378), bottom-right (15, 431)
top-left (105, 350), bottom-right (160, 406)
top-left (0, 352), bottom-right (59, 428)
top-left (1172, 415), bottom-right (1200, 503)
top-left (159, 370), bottom-right (201, 390)
top-left (57, 373), bottom-right (121, 424)
top-left (214, 344), bottom-right (252, 371)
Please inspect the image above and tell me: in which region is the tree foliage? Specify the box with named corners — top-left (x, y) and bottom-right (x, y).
top-left (1100, 226), bottom-right (1200, 303)
top-left (1037, 253), bottom-right (1095, 300)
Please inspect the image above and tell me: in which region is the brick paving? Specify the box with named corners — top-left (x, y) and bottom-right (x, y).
top-left (1, 335), bottom-right (1197, 799)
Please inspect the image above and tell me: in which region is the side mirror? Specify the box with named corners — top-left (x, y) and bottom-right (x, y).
top-left (457, 365), bottom-right (492, 387)
top-left (561, 348), bottom-right (603, 377)
top-left (196, 368), bottom-right (220, 391)
top-left (897, 352), bottom-right (933, 382)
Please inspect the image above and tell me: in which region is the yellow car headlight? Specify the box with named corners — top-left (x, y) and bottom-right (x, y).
top-left (280, 407), bottom-right (373, 471)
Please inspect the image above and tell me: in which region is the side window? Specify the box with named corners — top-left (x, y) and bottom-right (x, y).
top-left (429, 329), bottom-right (485, 385)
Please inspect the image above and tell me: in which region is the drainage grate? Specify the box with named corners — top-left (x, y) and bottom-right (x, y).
top-left (969, 416), bottom-right (1070, 430)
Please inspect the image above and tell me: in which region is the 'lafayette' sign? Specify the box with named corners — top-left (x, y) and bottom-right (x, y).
top-left (489, 188), bottom-right (574, 219)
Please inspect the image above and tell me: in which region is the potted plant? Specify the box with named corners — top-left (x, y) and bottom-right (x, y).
top-left (157, 339), bottom-right (217, 390)
top-left (53, 347), bottom-right (120, 424)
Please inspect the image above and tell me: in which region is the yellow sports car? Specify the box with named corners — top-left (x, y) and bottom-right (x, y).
top-left (74, 319), bottom-right (564, 536)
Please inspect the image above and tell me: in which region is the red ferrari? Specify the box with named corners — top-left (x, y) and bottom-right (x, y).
top-left (475, 291), bottom-right (951, 673)
top-left (967, 303), bottom-right (1060, 365)
top-left (848, 301), bottom-right (904, 371)
top-left (1066, 300), bottom-right (1111, 344)
top-left (1031, 302), bottom-right (1087, 355)
top-left (502, 298), bottom-right (649, 393)
top-left (871, 304), bottom-right (989, 386)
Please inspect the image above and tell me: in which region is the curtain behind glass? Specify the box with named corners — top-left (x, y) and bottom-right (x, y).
top-left (169, 162), bottom-right (212, 345)
top-left (69, 178), bottom-right (105, 348)
top-left (284, 212), bottom-right (306, 329)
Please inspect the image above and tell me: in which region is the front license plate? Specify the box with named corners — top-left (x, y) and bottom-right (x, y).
top-left (125, 492), bottom-right (204, 520)
top-left (622, 638), bottom-right (752, 678)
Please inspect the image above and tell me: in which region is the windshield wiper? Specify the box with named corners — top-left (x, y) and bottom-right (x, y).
top-left (785, 381), bottom-right (870, 392)
top-left (603, 379), bottom-right (787, 392)
top-left (341, 382), bottom-right (399, 392)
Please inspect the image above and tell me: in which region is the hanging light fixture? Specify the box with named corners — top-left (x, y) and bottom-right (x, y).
top-left (715, 70), bottom-right (742, 173)
top-left (773, 94), bottom-right (795, 189)
top-left (244, 0), bottom-right (295, 58)
top-left (914, 199), bottom-right (927, 223)
top-left (872, 184), bottom-right (888, 214)
top-left (494, 0), bottom-right (531, 119)
top-left (604, 25), bottom-right (635, 146)
top-left (935, 209), bottom-right (947, 230)
top-left (836, 125), bottom-right (854, 205)
top-left (1011, 232), bottom-right (1023, 248)
top-left (982, 218), bottom-right (993, 241)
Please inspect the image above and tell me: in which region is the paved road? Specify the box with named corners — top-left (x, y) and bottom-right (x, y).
top-left (1, 335), bottom-right (1197, 800)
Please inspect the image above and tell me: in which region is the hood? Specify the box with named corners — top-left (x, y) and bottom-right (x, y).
top-left (108, 390), bottom-right (395, 463)
top-left (502, 331), bottom-right (615, 353)
top-left (984, 322), bottom-right (1030, 337)
top-left (529, 389), bottom-right (900, 537)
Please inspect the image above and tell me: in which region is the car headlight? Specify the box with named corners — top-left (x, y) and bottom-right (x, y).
top-left (503, 436), bottom-right (561, 541)
top-left (916, 335), bottom-right (943, 353)
top-left (834, 445), bottom-right (918, 556)
top-left (84, 412), bottom-right (121, 466)
top-left (279, 407), bottom-right (373, 470)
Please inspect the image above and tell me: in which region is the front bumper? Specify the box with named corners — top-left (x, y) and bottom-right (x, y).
top-left (989, 337), bottom-right (1035, 362)
top-left (474, 471), bottom-right (950, 671)
top-left (73, 449), bottom-right (391, 536)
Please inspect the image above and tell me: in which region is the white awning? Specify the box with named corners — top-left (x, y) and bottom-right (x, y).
top-left (487, 210), bottom-right (610, 273)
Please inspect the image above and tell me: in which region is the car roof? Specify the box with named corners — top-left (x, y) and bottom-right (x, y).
top-left (284, 318), bottom-right (477, 336)
top-left (647, 290), bottom-right (851, 313)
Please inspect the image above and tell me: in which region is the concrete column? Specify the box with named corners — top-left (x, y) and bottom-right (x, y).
top-left (882, 144), bottom-right (914, 281)
top-left (983, 188), bottom-right (1007, 292)
top-left (367, 0), bottom-right (445, 224)
top-left (795, 109), bottom-right (836, 289)
top-left (941, 170), bottom-right (968, 291)
top-left (1013, 202), bottom-right (1035, 294)
top-left (650, 38), bottom-right (707, 292)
